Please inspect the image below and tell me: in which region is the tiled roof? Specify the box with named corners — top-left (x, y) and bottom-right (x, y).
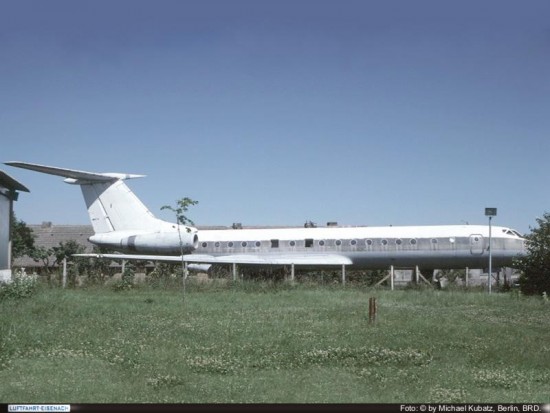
top-left (14, 223), bottom-right (94, 268)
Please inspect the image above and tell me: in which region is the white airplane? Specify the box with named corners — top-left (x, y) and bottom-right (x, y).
top-left (5, 162), bottom-right (526, 277)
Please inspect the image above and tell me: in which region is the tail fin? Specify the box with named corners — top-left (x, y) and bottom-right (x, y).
top-left (5, 162), bottom-right (161, 234)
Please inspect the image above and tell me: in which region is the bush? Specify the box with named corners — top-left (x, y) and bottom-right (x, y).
top-left (0, 270), bottom-right (38, 300)
top-left (112, 267), bottom-right (135, 292)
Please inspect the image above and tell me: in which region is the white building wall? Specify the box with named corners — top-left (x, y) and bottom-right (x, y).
top-left (0, 189), bottom-right (11, 282)
top-left (0, 191), bottom-right (10, 270)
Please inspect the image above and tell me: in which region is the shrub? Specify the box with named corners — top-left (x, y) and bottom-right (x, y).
top-left (0, 270), bottom-right (38, 300)
top-left (112, 267), bottom-right (135, 292)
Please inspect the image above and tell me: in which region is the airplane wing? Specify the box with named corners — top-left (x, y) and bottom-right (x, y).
top-left (184, 254), bottom-right (353, 266)
top-left (73, 253), bottom-right (353, 266)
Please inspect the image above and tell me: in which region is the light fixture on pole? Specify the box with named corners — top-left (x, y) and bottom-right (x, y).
top-left (485, 208), bottom-right (497, 293)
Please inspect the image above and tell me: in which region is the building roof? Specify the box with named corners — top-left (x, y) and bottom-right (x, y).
top-left (0, 170), bottom-right (29, 192)
top-left (13, 223), bottom-right (95, 268)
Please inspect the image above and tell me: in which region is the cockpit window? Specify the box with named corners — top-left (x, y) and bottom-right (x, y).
top-left (503, 228), bottom-right (523, 237)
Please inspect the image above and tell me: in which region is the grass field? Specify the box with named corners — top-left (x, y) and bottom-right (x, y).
top-left (1, 281), bottom-right (549, 403)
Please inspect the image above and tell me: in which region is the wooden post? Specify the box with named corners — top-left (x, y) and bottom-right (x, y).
top-left (374, 265), bottom-right (400, 289)
top-left (368, 297), bottom-right (377, 324)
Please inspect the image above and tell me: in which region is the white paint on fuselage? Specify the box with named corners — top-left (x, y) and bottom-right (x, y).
top-left (193, 224), bottom-right (525, 269)
top-left (197, 225), bottom-right (517, 242)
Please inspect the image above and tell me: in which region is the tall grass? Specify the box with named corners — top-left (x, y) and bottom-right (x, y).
top-left (0, 281), bottom-right (548, 403)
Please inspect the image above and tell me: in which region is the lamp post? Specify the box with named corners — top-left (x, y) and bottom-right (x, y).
top-left (485, 208), bottom-right (497, 294)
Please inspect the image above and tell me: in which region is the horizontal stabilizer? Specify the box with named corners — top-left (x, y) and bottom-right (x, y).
top-left (5, 162), bottom-right (145, 182)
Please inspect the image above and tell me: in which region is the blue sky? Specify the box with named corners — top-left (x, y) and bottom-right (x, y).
top-left (1, 0), bottom-right (549, 233)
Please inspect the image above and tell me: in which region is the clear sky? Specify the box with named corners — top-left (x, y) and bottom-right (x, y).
top-left (1, 0), bottom-right (549, 234)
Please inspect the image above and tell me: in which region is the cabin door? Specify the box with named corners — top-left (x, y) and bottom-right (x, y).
top-left (469, 234), bottom-right (484, 255)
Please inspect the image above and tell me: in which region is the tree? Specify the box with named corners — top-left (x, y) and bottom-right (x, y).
top-left (514, 212), bottom-right (550, 295)
top-left (161, 197), bottom-right (199, 228)
top-left (161, 198), bottom-right (198, 302)
top-left (30, 246), bottom-right (54, 273)
top-left (52, 240), bottom-right (85, 266)
top-left (52, 240), bottom-right (86, 287)
top-left (10, 213), bottom-right (35, 260)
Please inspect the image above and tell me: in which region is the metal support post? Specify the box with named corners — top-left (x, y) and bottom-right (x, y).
top-left (390, 265), bottom-right (394, 291)
top-left (487, 216), bottom-right (493, 294)
top-left (341, 264), bottom-right (346, 286)
top-left (62, 257), bottom-right (67, 288)
top-left (485, 208), bottom-right (497, 294)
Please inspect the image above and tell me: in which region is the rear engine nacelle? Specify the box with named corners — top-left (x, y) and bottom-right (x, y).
top-left (89, 231), bottom-right (199, 254)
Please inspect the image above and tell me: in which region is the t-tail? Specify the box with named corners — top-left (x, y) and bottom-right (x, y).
top-left (5, 162), bottom-right (199, 254)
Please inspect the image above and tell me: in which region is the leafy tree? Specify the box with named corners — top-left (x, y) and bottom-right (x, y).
top-left (514, 212), bottom-right (550, 295)
top-left (52, 240), bottom-right (85, 266)
top-left (30, 246), bottom-right (54, 272)
top-left (161, 197), bottom-right (199, 228)
top-left (10, 213), bottom-right (35, 260)
top-left (161, 197), bottom-right (198, 302)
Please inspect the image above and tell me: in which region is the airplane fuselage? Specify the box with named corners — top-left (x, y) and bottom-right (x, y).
top-left (184, 224), bottom-right (524, 270)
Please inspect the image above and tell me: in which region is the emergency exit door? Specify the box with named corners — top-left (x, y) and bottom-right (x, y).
top-left (470, 234), bottom-right (484, 255)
